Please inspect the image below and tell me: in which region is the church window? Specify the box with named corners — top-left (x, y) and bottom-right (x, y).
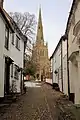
top-left (40, 51), bottom-right (42, 56)
top-left (41, 36), bottom-right (43, 40)
top-left (42, 50), bottom-right (44, 56)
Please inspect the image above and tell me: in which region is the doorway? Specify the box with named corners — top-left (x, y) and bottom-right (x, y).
top-left (37, 74), bottom-right (39, 80)
top-left (41, 75), bottom-right (43, 81)
top-left (4, 57), bottom-right (10, 95)
top-left (69, 93), bottom-right (75, 103)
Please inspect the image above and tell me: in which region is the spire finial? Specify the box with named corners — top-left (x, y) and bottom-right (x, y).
top-left (39, 4), bottom-right (41, 9)
top-left (39, 4), bottom-right (42, 22)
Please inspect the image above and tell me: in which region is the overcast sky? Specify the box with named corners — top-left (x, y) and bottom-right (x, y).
top-left (4, 0), bottom-right (73, 57)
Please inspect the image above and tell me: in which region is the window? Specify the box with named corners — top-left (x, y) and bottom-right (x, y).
top-left (5, 26), bottom-right (9, 49)
top-left (40, 50), bottom-right (42, 56)
top-left (14, 65), bottom-right (19, 79)
top-left (11, 64), bottom-right (13, 77)
top-left (16, 35), bottom-right (20, 50)
top-left (12, 33), bottom-right (14, 45)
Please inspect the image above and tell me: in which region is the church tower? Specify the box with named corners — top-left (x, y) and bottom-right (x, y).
top-left (32, 7), bottom-right (50, 81)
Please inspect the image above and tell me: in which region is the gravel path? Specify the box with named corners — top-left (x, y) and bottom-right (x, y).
top-left (0, 81), bottom-right (79, 120)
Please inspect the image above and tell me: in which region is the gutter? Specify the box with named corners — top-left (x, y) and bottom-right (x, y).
top-left (0, 7), bottom-right (14, 33)
top-left (67, 35), bottom-right (70, 95)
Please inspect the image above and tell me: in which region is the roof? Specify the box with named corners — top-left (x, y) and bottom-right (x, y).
top-left (50, 36), bottom-right (63, 60)
top-left (0, 6), bottom-right (14, 32)
top-left (0, 7), bottom-right (27, 42)
top-left (10, 18), bottom-right (28, 42)
top-left (65, 0), bottom-right (75, 35)
top-left (50, 0), bottom-right (75, 60)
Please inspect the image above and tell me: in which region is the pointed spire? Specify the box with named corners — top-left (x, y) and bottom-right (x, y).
top-left (39, 5), bottom-right (42, 23)
top-left (36, 6), bottom-right (44, 45)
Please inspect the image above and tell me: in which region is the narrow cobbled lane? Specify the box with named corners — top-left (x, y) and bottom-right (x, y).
top-left (0, 81), bottom-right (78, 120)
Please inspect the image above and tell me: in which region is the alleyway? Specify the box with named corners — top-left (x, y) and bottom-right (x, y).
top-left (0, 81), bottom-right (79, 120)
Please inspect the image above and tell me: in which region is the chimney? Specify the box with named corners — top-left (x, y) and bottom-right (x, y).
top-left (0, 0), bottom-right (4, 8)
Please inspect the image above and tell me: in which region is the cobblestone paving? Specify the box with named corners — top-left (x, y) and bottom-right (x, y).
top-left (0, 82), bottom-right (78, 120)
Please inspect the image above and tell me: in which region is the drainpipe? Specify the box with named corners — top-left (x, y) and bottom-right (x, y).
top-left (62, 34), bottom-right (70, 96)
top-left (67, 35), bottom-right (70, 96)
top-left (22, 36), bottom-right (28, 93)
top-left (61, 39), bottom-right (63, 92)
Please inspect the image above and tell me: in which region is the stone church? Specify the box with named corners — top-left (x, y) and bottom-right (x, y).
top-left (32, 7), bottom-right (50, 81)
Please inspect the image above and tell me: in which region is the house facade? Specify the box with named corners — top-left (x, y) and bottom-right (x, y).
top-left (51, 39), bottom-right (62, 92)
top-left (0, 7), bottom-right (14, 97)
top-left (0, 5), bottom-right (27, 98)
top-left (50, 0), bottom-right (80, 104)
top-left (50, 37), bottom-right (68, 95)
top-left (62, 39), bottom-right (68, 95)
top-left (66, 0), bottom-right (80, 104)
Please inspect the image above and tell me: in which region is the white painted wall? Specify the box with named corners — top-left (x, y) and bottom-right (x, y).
top-left (0, 13), bottom-right (24, 96)
top-left (0, 14), bottom-right (6, 97)
top-left (46, 78), bottom-right (52, 84)
top-left (9, 31), bottom-right (24, 93)
top-left (52, 43), bottom-right (62, 92)
top-left (62, 54), bottom-right (68, 95)
top-left (52, 39), bottom-right (68, 94)
top-left (68, 1), bottom-right (80, 104)
top-left (62, 40), bottom-right (68, 95)
top-left (10, 33), bottom-right (24, 68)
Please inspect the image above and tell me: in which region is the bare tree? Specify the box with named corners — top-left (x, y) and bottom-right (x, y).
top-left (10, 12), bottom-right (36, 55)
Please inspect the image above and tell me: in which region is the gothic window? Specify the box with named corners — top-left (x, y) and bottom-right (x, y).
top-left (41, 36), bottom-right (43, 40)
top-left (40, 50), bottom-right (44, 56)
top-left (43, 50), bottom-right (44, 56)
top-left (40, 50), bottom-right (42, 56)
top-left (37, 50), bottom-right (39, 55)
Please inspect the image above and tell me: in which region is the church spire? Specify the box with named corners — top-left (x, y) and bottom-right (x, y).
top-left (38, 6), bottom-right (42, 24)
top-left (36, 6), bottom-right (44, 45)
